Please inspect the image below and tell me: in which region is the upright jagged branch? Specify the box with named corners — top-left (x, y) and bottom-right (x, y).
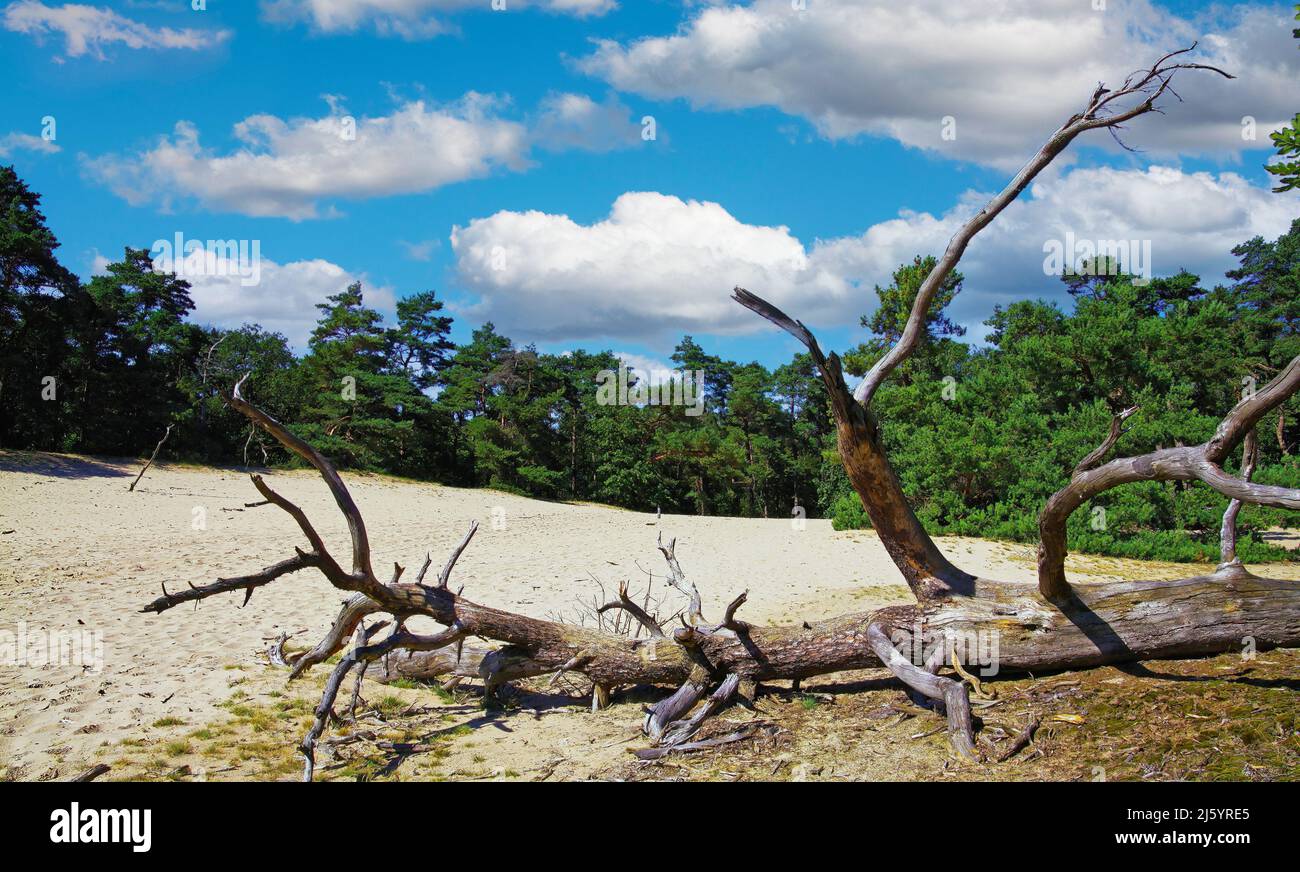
top-left (852, 45), bottom-right (1232, 409)
top-left (1220, 430), bottom-right (1259, 567)
top-left (657, 533), bottom-right (705, 625)
top-left (1074, 406), bottom-right (1140, 475)
top-left (436, 522), bottom-right (479, 589)
top-left (230, 374), bottom-right (379, 589)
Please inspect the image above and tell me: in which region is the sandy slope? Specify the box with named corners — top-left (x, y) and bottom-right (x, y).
top-left (1, 451), bottom-right (1294, 780)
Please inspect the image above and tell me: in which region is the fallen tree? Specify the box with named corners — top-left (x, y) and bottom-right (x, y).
top-left (141, 46), bottom-right (1300, 779)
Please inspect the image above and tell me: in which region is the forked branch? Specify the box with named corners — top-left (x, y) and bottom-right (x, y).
top-left (230, 374), bottom-right (380, 591)
top-left (597, 579), bottom-right (666, 638)
top-left (1075, 406), bottom-right (1140, 474)
top-left (657, 533), bottom-right (705, 625)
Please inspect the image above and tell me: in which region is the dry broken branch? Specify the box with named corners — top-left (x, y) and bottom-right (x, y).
top-left (128, 423), bottom-right (173, 492)
top-left (597, 579), bottom-right (666, 638)
top-left (657, 533), bottom-right (705, 625)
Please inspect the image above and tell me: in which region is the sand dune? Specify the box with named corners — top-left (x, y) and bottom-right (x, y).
top-left (1, 452), bottom-right (1293, 780)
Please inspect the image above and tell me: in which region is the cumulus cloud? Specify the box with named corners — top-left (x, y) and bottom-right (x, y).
top-left (83, 91), bottom-right (643, 219)
top-left (0, 131), bottom-right (60, 157)
top-left (92, 247), bottom-right (394, 351)
top-left (84, 94), bottom-right (533, 220)
top-left (579, 0), bottom-right (1297, 167)
top-left (450, 169), bottom-right (1295, 345)
top-left (3, 1), bottom-right (231, 60)
top-left (261, 0), bottom-right (614, 38)
top-left (451, 191), bottom-right (850, 341)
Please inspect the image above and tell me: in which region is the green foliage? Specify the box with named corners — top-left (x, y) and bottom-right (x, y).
top-left (1264, 8), bottom-right (1300, 193)
top-left (824, 232), bottom-right (1300, 563)
top-left (1, 165), bottom-right (1297, 566)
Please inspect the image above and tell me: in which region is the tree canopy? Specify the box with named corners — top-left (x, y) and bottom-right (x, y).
top-left (2, 164), bottom-right (1298, 565)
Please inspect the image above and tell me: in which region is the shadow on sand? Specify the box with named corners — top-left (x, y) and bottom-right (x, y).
top-left (0, 451), bottom-right (134, 480)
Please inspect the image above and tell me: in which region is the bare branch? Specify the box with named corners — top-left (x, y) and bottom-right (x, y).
top-left (866, 623), bottom-right (978, 762)
top-left (731, 287), bottom-right (860, 427)
top-left (995, 715), bottom-right (1042, 763)
top-left (657, 533), bottom-right (705, 625)
top-left (1040, 355), bottom-right (1300, 598)
top-left (287, 592), bottom-right (383, 679)
top-left (1206, 355), bottom-right (1300, 463)
top-left (141, 552), bottom-right (319, 614)
top-left (852, 47), bottom-right (1231, 409)
top-left (730, 287), bottom-right (827, 366)
top-left (248, 474), bottom-right (351, 587)
top-left (1074, 406), bottom-right (1139, 474)
top-left (659, 673), bottom-right (741, 747)
top-left (597, 579), bottom-right (665, 638)
top-left (231, 374), bottom-right (377, 585)
top-left (128, 423), bottom-right (173, 492)
top-left (436, 521), bottom-right (478, 589)
top-left (413, 552), bottom-right (433, 584)
top-left (300, 621), bottom-right (465, 781)
top-left (1220, 430), bottom-right (1259, 567)
top-left (722, 590), bottom-right (750, 634)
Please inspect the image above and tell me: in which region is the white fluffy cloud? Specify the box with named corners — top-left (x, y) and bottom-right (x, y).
top-left (579, 0), bottom-right (1297, 167)
top-left (261, 0), bottom-right (614, 37)
top-left (84, 92), bottom-right (641, 219)
top-left (451, 168), bottom-right (1296, 344)
top-left (0, 131), bottom-right (60, 158)
top-left (3, 1), bottom-right (231, 60)
top-left (85, 95), bottom-right (530, 220)
top-left (451, 191), bottom-right (853, 341)
top-left (92, 247), bottom-right (394, 351)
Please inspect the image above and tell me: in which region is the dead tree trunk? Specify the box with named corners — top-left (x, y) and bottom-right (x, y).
top-left (141, 46), bottom-right (1300, 777)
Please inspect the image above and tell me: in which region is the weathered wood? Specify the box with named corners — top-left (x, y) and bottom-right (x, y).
top-left (995, 715), bottom-right (1042, 763)
top-left (1038, 362), bottom-right (1300, 600)
top-left (867, 622), bottom-right (977, 759)
top-left (270, 569), bottom-right (1300, 690)
top-left (1220, 430), bottom-right (1259, 566)
top-left (128, 424), bottom-right (172, 492)
top-left (69, 763), bottom-right (111, 782)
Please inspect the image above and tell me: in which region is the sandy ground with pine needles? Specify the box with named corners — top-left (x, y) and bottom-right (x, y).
top-left (1, 451), bottom-right (1296, 781)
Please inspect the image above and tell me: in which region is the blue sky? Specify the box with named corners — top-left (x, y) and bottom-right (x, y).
top-left (2, 0), bottom-right (1296, 373)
